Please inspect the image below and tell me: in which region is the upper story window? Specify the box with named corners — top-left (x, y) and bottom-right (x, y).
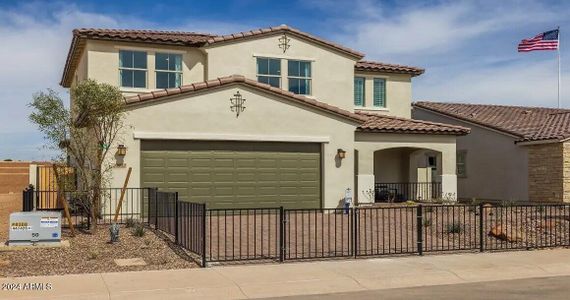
top-left (257, 58), bottom-right (281, 88)
top-left (119, 50), bottom-right (147, 88)
top-left (288, 60), bottom-right (311, 95)
top-left (373, 78), bottom-right (386, 107)
top-left (354, 77), bottom-right (365, 106)
top-left (156, 53), bottom-right (182, 89)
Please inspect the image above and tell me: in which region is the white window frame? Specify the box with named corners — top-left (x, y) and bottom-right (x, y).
top-left (118, 50), bottom-right (148, 89)
top-left (373, 78), bottom-right (387, 108)
top-left (155, 52), bottom-right (183, 89)
top-left (354, 77), bottom-right (365, 106)
top-left (287, 60), bottom-right (312, 95)
top-left (256, 57), bottom-right (282, 88)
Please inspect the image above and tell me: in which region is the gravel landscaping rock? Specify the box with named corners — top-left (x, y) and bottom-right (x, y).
top-left (0, 225), bottom-right (197, 277)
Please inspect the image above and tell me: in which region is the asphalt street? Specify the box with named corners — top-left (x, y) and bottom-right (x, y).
top-left (264, 275), bottom-right (570, 300)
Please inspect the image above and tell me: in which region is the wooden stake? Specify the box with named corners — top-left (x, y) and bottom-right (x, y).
top-left (60, 190), bottom-right (76, 236)
top-left (113, 167), bottom-right (132, 223)
top-left (52, 165), bottom-right (75, 236)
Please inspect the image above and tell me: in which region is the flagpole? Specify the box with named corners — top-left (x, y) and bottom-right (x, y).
top-left (558, 26), bottom-right (561, 108)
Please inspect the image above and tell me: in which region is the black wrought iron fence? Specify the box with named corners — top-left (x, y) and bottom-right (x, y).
top-left (375, 182), bottom-right (442, 202)
top-left (285, 208), bottom-right (353, 260)
top-left (206, 208), bottom-right (281, 263)
top-left (146, 202), bottom-right (570, 267)
top-left (23, 187), bottom-right (151, 228)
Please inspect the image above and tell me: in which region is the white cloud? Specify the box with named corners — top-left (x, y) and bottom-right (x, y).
top-left (416, 59), bottom-right (568, 108)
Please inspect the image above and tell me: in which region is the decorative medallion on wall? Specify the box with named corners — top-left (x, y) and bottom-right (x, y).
top-left (230, 91), bottom-right (246, 117)
top-left (278, 33), bottom-right (291, 53)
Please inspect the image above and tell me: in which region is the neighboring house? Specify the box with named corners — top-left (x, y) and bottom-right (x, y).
top-left (60, 25), bottom-right (469, 209)
top-left (414, 101), bottom-right (570, 203)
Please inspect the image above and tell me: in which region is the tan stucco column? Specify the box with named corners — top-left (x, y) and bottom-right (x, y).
top-left (440, 145), bottom-right (457, 201)
top-left (356, 149), bottom-right (375, 204)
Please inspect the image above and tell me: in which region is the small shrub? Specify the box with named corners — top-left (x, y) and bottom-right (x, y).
top-left (405, 200), bottom-right (416, 206)
top-left (423, 218), bottom-right (432, 227)
top-left (446, 223), bottom-right (462, 234)
top-left (125, 218), bottom-right (136, 228)
top-left (132, 223), bottom-right (145, 237)
top-left (87, 250), bottom-right (100, 260)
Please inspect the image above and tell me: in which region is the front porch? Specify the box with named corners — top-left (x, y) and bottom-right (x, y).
top-left (373, 147), bottom-right (442, 202)
top-left (355, 131), bottom-right (460, 205)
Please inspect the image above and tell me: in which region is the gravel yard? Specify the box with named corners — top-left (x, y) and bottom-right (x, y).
top-left (0, 225), bottom-right (197, 277)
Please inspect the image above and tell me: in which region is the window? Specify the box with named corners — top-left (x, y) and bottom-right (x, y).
top-left (156, 53), bottom-right (182, 89)
top-left (288, 60), bottom-right (311, 95)
top-left (257, 58), bottom-right (281, 88)
top-left (119, 50), bottom-right (147, 88)
top-left (457, 150), bottom-right (467, 177)
top-left (354, 77), bottom-right (365, 106)
top-left (373, 78), bottom-right (386, 107)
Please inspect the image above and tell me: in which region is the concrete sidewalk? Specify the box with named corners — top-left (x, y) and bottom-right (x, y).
top-left (3, 249), bottom-right (570, 299)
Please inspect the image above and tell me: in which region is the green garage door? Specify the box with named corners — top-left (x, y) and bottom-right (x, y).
top-left (141, 140), bottom-right (322, 209)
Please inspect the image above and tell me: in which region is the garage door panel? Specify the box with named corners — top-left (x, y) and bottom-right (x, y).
top-left (141, 141), bottom-right (321, 209)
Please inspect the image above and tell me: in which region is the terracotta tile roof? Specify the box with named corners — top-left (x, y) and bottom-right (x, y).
top-left (60, 25), bottom-right (369, 87)
top-left (357, 112), bottom-right (470, 135)
top-left (60, 29), bottom-right (215, 87)
top-left (414, 101), bottom-right (570, 142)
top-left (124, 75), bottom-right (369, 124)
top-left (73, 28), bottom-right (215, 45)
top-left (204, 24), bottom-right (365, 59)
top-left (355, 61), bottom-right (425, 77)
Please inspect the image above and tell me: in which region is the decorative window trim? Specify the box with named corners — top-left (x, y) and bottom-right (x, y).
top-left (114, 45), bottom-right (187, 54)
top-left (252, 53), bottom-right (316, 61)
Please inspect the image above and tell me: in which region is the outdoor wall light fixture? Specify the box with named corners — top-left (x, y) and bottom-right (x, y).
top-left (116, 145), bottom-right (127, 157)
top-left (115, 145), bottom-right (127, 167)
top-left (337, 148), bottom-right (347, 159)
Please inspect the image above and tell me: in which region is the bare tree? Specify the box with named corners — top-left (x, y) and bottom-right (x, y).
top-left (29, 79), bottom-right (126, 231)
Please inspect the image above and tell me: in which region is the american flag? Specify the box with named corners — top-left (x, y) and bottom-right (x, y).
top-left (518, 29), bottom-right (559, 52)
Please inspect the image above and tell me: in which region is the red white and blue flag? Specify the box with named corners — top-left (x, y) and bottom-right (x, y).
top-left (518, 29), bottom-right (559, 52)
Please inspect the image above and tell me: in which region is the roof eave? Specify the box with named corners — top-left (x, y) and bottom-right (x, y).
top-left (356, 128), bottom-right (469, 136)
top-left (413, 104), bottom-right (523, 139)
top-left (354, 67), bottom-right (425, 77)
top-left (204, 27), bottom-right (365, 60)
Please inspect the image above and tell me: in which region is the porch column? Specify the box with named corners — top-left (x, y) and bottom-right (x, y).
top-left (356, 149), bottom-right (375, 204)
top-left (440, 147), bottom-right (457, 201)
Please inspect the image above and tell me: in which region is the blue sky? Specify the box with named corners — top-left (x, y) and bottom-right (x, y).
top-left (0, 0), bottom-right (569, 160)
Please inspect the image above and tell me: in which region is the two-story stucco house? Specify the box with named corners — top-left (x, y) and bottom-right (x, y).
top-left (60, 25), bottom-right (469, 209)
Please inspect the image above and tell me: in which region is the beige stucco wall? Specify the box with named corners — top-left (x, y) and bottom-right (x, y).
top-left (85, 40), bottom-right (207, 97)
top-left (413, 108), bottom-right (529, 201)
top-left (354, 71), bottom-right (412, 118)
top-left (107, 83), bottom-right (358, 208)
top-left (204, 34), bottom-right (358, 111)
top-left (373, 148), bottom-right (411, 182)
top-left (355, 132), bottom-right (457, 203)
top-left (413, 107), bottom-right (529, 202)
